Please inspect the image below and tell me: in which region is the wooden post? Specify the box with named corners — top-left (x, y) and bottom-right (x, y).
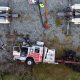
top-left (43, 0), bottom-right (50, 29)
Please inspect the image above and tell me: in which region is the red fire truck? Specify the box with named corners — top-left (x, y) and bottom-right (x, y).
top-left (13, 40), bottom-right (80, 71)
top-left (13, 41), bottom-right (56, 66)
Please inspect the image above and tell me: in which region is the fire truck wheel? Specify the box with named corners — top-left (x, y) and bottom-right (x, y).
top-left (26, 59), bottom-right (34, 66)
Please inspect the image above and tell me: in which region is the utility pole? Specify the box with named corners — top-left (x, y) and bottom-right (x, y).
top-left (43, 0), bottom-right (50, 29)
top-left (37, 0), bottom-right (50, 29)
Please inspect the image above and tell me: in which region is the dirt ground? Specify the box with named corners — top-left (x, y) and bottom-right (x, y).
top-left (0, 0), bottom-right (79, 62)
top-left (0, 0), bottom-right (79, 77)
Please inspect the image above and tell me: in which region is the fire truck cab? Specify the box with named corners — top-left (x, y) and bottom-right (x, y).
top-left (13, 41), bottom-right (56, 65)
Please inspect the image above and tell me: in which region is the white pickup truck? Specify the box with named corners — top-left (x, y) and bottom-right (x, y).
top-left (0, 6), bottom-right (10, 24)
top-left (28, 0), bottom-right (36, 4)
top-left (0, 6), bottom-right (19, 24)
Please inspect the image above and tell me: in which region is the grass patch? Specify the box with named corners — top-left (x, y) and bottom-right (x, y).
top-left (33, 64), bottom-right (80, 80)
top-left (55, 18), bottom-right (62, 26)
top-left (1, 64), bottom-right (80, 80)
top-left (76, 46), bottom-right (80, 52)
top-left (3, 74), bottom-right (18, 80)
